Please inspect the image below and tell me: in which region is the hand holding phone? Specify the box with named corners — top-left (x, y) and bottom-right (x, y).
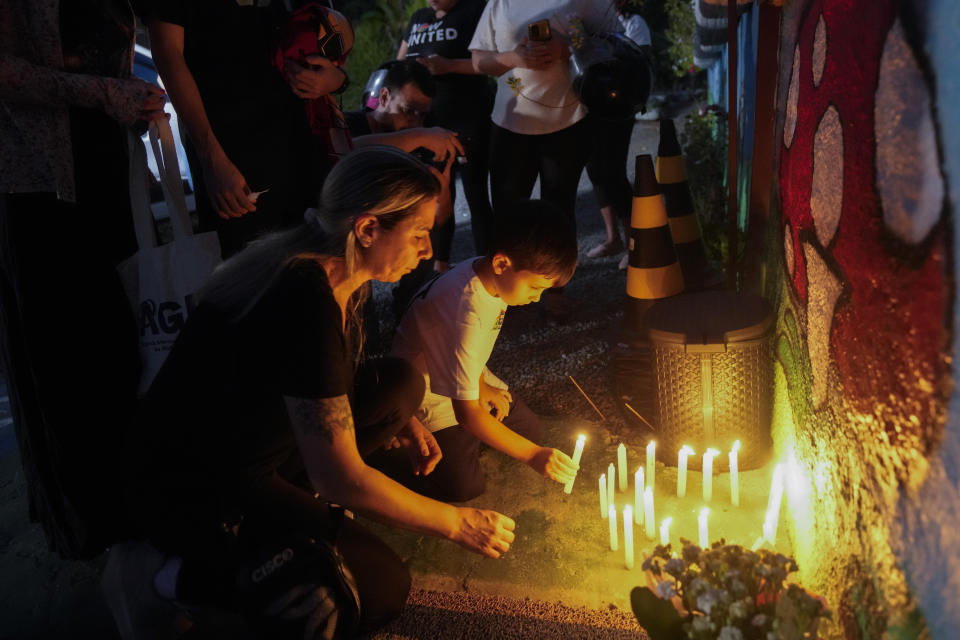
top-left (527, 19), bottom-right (551, 42)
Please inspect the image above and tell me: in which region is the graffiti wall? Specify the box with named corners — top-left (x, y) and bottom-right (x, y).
top-left (770, 0), bottom-right (958, 637)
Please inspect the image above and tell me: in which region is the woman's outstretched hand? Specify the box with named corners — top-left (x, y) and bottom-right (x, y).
top-left (451, 508), bottom-right (516, 558)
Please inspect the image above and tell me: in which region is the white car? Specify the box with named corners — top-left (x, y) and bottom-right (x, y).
top-left (133, 44), bottom-right (194, 208)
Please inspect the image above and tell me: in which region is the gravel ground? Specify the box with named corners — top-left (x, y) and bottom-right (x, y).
top-left (368, 589), bottom-right (649, 640)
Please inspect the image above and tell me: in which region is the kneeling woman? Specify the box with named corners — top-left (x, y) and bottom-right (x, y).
top-left (109, 147), bottom-right (515, 639)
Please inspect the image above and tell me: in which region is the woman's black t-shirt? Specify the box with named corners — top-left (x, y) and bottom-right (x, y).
top-left (403, 0), bottom-right (491, 122)
top-left (131, 260), bottom-right (351, 490)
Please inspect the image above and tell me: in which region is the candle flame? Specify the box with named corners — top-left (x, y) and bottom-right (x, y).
top-left (704, 448), bottom-right (720, 459)
top-left (731, 440), bottom-right (741, 453)
top-left (679, 445), bottom-right (695, 457)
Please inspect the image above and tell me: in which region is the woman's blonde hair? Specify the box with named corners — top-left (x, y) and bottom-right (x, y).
top-left (199, 146), bottom-right (440, 355)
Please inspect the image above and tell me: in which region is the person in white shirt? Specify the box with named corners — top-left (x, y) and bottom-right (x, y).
top-left (469, 0), bottom-right (617, 317)
top-left (377, 200), bottom-right (581, 501)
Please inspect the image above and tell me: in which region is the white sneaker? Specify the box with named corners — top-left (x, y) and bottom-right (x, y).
top-left (101, 541), bottom-right (188, 640)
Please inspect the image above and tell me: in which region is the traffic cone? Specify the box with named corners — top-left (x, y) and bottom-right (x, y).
top-left (624, 154), bottom-right (684, 334)
top-left (656, 119), bottom-right (725, 290)
top-left (616, 154), bottom-right (683, 431)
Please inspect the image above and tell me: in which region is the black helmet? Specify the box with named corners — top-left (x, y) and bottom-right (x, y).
top-left (571, 33), bottom-right (654, 120)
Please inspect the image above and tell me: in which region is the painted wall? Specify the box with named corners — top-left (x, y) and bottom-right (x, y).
top-left (768, 0), bottom-right (958, 638)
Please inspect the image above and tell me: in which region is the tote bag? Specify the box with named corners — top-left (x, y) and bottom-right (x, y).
top-left (119, 119), bottom-right (222, 395)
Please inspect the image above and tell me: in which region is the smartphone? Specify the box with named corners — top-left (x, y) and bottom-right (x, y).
top-left (528, 19), bottom-right (551, 42)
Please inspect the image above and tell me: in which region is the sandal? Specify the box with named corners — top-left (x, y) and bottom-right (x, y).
top-left (586, 238), bottom-right (624, 258)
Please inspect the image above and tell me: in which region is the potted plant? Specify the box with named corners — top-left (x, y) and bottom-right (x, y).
top-left (632, 540), bottom-right (830, 640)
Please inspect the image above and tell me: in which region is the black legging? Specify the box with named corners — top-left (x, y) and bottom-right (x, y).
top-left (585, 116), bottom-right (635, 218)
top-left (450, 116), bottom-right (494, 255)
top-left (488, 116), bottom-right (594, 228)
top-left (131, 357), bottom-right (425, 638)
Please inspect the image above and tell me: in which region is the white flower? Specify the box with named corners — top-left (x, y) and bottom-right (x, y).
top-left (691, 617), bottom-right (713, 634)
top-left (718, 626), bottom-right (744, 640)
top-left (751, 614), bottom-right (769, 627)
top-left (688, 577), bottom-right (708, 596)
top-left (728, 598), bottom-right (751, 620)
top-left (697, 589), bottom-right (720, 615)
top-left (656, 580), bottom-right (677, 599)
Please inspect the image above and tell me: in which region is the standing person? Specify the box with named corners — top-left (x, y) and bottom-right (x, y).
top-left (399, 0), bottom-right (496, 256)
top-left (469, 0), bottom-right (617, 318)
top-left (146, 1), bottom-right (349, 257)
top-left (0, 0), bottom-right (167, 559)
top-left (103, 148), bottom-right (516, 640)
top-left (584, 2), bottom-right (652, 267)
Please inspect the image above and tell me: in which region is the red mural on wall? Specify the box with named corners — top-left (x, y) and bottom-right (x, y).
top-left (778, 0), bottom-right (950, 450)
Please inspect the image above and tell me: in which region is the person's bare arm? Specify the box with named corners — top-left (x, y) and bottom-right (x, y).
top-left (0, 52), bottom-right (166, 125)
top-left (416, 55), bottom-right (480, 76)
top-left (451, 398), bottom-right (577, 484)
top-left (286, 394), bottom-right (515, 558)
top-left (353, 126), bottom-right (464, 159)
top-left (282, 55), bottom-right (347, 99)
top-left (471, 37), bottom-right (554, 76)
top-left (148, 19), bottom-right (254, 219)
top-left (397, 40), bottom-right (409, 60)
top-left (470, 48), bottom-right (517, 77)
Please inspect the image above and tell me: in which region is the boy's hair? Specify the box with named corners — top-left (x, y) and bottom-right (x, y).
top-left (378, 59), bottom-right (437, 98)
top-left (487, 200), bottom-right (578, 286)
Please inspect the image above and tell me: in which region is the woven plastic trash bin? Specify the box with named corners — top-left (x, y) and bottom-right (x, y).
top-left (644, 290), bottom-right (773, 470)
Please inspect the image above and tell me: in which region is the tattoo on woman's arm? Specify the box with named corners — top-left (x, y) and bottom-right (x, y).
top-left (289, 395), bottom-right (355, 444)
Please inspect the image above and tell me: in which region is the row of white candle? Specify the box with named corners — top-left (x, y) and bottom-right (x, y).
top-left (606, 503), bottom-right (712, 569)
top-left (564, 435), bottom-right (786, 556)
top-left (599, 440), bottom-right (742, 521)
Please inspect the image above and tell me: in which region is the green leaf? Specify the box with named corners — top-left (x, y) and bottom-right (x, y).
top-left (631, 587), bottom-right (686, 640)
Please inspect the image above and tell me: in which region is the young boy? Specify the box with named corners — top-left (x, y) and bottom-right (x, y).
top-left (381, 200), bottom-right (580, 502)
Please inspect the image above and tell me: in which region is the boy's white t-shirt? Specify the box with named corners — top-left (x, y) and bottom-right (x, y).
top-left (469, 0), bottom-right (618, 135)
top-left (391, 259), bottom-right (508, 433)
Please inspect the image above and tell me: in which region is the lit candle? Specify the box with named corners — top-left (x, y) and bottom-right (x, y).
top-left (702, 448), bottom-right (720, 502)
top-left (617, 443), bottom-right (628, 492)
top-left (646, 441), bottom-right (656, 492)
top-left (623, 505), bottom-right (634, 569)
top-left (677, 445), bottom-right (694, 498)
top-left (763, 464), bottom-right (786, 543)
top-left (607, 462), bottom-right (615, 511)
top-left (563, 434), bottom-right (586, 494)
top-left (643, 487), bottom-right (655, 539)
top-left (608, 504), bottom-right (619, 551)
top-left (659, 516), bottom-right (673, 546)
top-left (729, 440), bottom-right (741, 506)
top-left (634, 467), bottom-right (645, 525)
top-left (600, 473), bottom-right (608, 518)
top-left (698, 507), bottom-right (710, 548)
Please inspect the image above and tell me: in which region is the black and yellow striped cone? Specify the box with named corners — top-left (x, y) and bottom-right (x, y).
top-left (624, 154), bottom-right (684, 334)
top-left (656, 119), bottom-right (725, 290)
